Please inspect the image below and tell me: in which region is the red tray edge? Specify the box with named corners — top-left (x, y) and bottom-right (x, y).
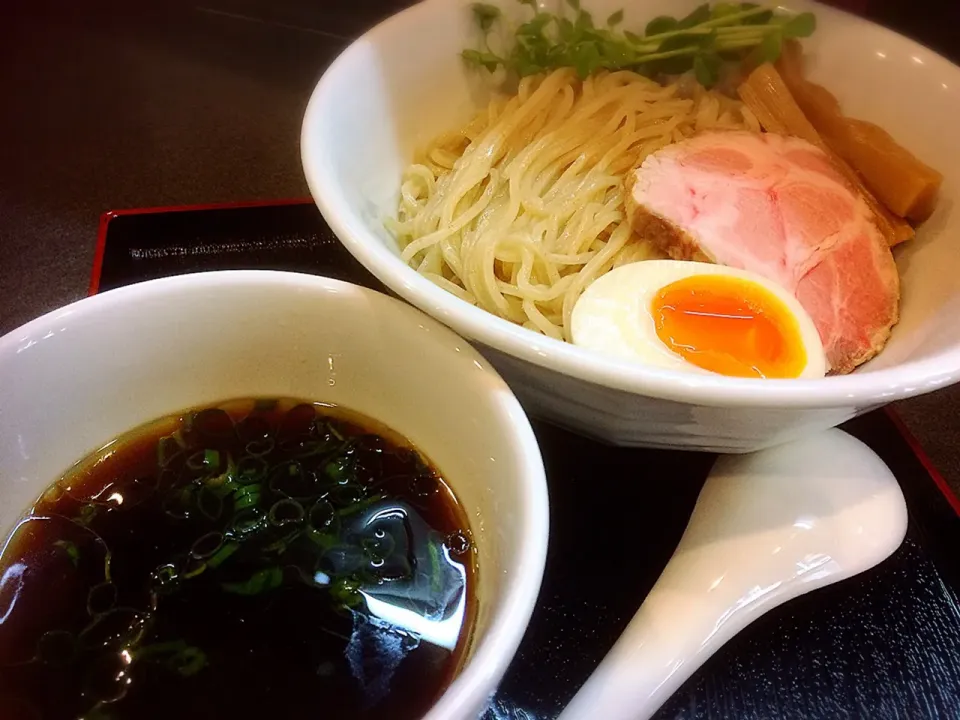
top-left (88, 198), bottom-right (314, 295)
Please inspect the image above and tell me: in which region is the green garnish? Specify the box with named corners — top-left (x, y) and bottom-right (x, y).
top-left (221, 566), bottom-right (284, 596)
top-left (324, 455), bottom-right (357, 485)
top-left (232, 483), bottom-right (262, 511)
top-left (427, 540), bottom-right (442, 594)
top-left (81, 707), bottom-right (117, 720)
top-left (75, 503), bottom-right (99, 527)
top-left (462, 0), bottom-right (817, 85)
top-left (167, 644), bottom-right (207, 677)
top-left (136, 640), bottom-right (208, 677)
top-left (31, 401), bottom-right (456, 718)
top-left (205, 540), bottom-right (239, 569)
top-left (330, 577), bottom-right (363, 608)
top-left (54, 539), bottom-right (80, 567)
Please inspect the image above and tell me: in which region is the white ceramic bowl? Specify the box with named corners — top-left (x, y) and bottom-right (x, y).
top-left (0, 271), bottom-right (549, 720)
top-left (301, 0), bottom-right (960, 452)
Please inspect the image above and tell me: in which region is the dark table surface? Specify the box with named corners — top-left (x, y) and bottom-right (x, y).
top-left (3, 0), bottom-right (959, 488)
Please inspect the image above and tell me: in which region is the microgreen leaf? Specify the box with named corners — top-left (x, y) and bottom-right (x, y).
top-left (513, 57), bottom-right (543, 76)
top-left (658, 35), bottom-right (697, 53)
top-left (602, 41), bottom-right (633, 66)
top-left (711, 3), bottom-right (741, 19)
top-left (519, 13), bottom-right (552, 35)
top-left (459, 2), bottom-right (816, 89)
top-left (555, 16), bottom-right (576, 40)
top-left (653, 35), bottom-right (701, 74)
top-left (693, 52), bottom-right (721, 86)
top-left (743, 10), bottom-right (773, 25)
top-left (740, 3), bottom-right (774, 25)
top-left (645, 15), bottom-right (678, 37)
top-left (471, 2), bottom-right (501, 33)
top-left (575, 9), bottom-right (594, 29)
top-left (571, 41), bottom-right (602, 78)
top-left (462, 48), bottom-right (503, 72)
top-left (678, 4), bottom-right (711, 29)
top-left (782, 12), bottom-right (816, 39)
top-left (757, 29), bottom-right (783, 62)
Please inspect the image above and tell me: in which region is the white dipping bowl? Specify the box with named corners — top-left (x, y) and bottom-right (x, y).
top-left (301, 0), bottom-right (960, 452)
top-left (0, 271), bottom-right (549, 720)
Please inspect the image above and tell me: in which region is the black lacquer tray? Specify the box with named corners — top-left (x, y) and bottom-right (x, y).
top-left (92, 200), bottom-right (960, 720)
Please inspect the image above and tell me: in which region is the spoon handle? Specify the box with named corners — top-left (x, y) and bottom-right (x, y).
top-left (556, 581), bottom-right (710, 720)
top-left (557, 539), bottom-right (798, 720)
top-left (558, 429), bottom-right (908, 720)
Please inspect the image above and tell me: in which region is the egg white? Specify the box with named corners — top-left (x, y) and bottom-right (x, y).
top-left (571, 260), bottom-right (828, 379)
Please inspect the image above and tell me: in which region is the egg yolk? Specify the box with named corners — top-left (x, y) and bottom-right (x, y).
top-left (652, 275), bottom-right (807, 379)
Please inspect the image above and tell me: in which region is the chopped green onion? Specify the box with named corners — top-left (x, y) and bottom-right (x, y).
top-left (221, 566), bottom-right (283, 595)
top-left (338, 493), bottom-right (384, 517)
top-left (245, 438), bottom-right (274, 456)
top-left (197, 487), bottom-right (224, 521)
top-left (186, 451), bottom-right (208, 472)
top-left (75, 504), bottom-right (99, 527)
top-left (231, 508), bottom-right (266, 537)
top-left (168, 645), bottom-right (208, 677)
top-left (263, 527), bottom-right (303, 554)
top-left (157, 436), bottom-right (181, 468)
top-left (182, 558), bottom-right (207, 579)
top-left (189, 531), bottom-right (225, 560)
top-left (232, 484), bottom-right (262, 511)
top-left (308, 499), bottom-right (337, 532)
top-left (206, 541), bottom-right (239, 569)
top-left (324, 456), bottom-right (357, 485)
top-left (330, 576), bottom-right (363, 608)
top-left (149, 564), bottom-right (180, 595)
top-left (236, 456), bottom-right (267, 485)
top-left (86, 581), bottom-right (118, 616)
top-left (268, 498), bottom-right (305, 527)
top-left (54, 539), bottom-right (80, 567)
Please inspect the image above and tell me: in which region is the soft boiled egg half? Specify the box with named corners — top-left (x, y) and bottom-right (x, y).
top-left (571, 260), bottom-right (827, 379)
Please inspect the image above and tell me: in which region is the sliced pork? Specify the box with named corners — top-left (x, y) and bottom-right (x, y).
top-left (625, 130), bottom-right (900, 374)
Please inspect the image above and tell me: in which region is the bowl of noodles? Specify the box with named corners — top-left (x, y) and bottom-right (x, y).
top-left (301, 0), bottom-right (960, 452)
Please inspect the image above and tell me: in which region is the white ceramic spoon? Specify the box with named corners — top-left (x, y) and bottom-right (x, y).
top-left (557, 428), bottom-right (908, 720)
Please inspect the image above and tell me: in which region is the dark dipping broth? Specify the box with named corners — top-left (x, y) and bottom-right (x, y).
top-left (0, 398), bottom-right (477, 720)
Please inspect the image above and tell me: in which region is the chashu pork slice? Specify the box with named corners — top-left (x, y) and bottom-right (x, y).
top-left (625, 130), bottom-right (900, 375)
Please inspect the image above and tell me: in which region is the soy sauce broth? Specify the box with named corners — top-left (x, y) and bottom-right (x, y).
top-left (0, 398), bottom-right (477, 720)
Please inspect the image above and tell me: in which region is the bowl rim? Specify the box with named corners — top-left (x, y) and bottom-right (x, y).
top-left (300, 0), bottom-right (960, 411)
top-left (0, 270), bottom-right (550, 719)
